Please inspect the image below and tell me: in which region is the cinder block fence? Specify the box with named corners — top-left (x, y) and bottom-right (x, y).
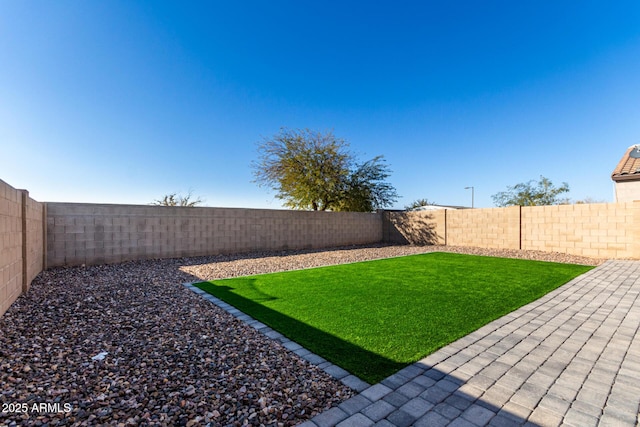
top-left (45, 203), bottom-right (382, 267)
top-left (383, 202), bottom-right (640, 259)
top-left (1, 176), bottom-right (639, 316)
top-left (0, 179), bottom-right (45, 316)
top-left (1, 178), bottom-right (382, 316)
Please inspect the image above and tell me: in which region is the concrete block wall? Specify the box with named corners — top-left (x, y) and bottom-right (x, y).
top-left (46, 203), bottom-right (383, 267)
top-left (383, 210), bottom-right (445, 245)
top-left (6, 173), bottom-right (639, 317)
top-left (447, 206), bottom-right (521, 250)
top-left (0, 180), bottom-right (23, 316)
top-left (521, 202), bottom-right (640, 259)
top-left (25, 195), bottom-right (45, 285)
top-left (0, 179), bottom-right (45, 316)
top-left (384, 202), bottom-right (640, 259)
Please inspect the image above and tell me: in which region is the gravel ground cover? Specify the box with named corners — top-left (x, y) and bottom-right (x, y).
top-left (0, 244), bottom-right (602, 426)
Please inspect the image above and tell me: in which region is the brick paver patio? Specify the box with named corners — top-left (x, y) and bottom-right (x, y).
top-left (187, 260), bottom-right (640, 426)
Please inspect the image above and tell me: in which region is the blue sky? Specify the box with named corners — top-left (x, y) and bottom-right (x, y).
top-left (2, 1), bottom-right (639, 209)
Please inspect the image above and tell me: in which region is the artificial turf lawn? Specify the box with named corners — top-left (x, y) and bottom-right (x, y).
top-left (194, 252), bottom-right (593, 383)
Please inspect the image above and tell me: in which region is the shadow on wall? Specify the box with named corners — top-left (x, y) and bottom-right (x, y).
top-left (384, 211), bottom-right (441, 245)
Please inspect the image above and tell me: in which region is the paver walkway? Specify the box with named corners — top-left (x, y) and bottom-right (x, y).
top-left (189, 260), bottom-right (640, 427)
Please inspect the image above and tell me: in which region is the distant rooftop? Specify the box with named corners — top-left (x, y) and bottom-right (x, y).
top-left (413, 204), bottom-right (467, 211)
top-left (612, 145), bottom-right (640, 182)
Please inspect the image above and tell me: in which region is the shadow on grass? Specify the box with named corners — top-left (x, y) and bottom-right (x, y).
top-left (193, 280), bottom-right (540, 426)
top-left (194, 280), bottom-right (407, 384)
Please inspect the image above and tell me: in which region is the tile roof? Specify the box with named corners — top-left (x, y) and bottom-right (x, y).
top-left (612, 145), bottom-right (640, 182)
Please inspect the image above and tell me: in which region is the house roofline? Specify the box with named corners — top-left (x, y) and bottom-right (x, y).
top-left (612, 174), bottom-right (640, 182)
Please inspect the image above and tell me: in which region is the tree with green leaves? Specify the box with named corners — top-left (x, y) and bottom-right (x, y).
top-left (491, 176), bottom-right (569, 207)
top-left (336, 156), bottom-right (397, 212)
top-left (151, 191), bottom-right (204, 207)
top-left (252, 128), bottom-right (398, 212)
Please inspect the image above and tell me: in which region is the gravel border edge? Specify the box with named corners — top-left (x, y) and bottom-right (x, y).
top-left (182, 282), bottom-right (372, 394)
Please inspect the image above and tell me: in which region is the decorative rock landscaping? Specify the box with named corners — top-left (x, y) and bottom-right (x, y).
top-left (0, 244), bottom-right (602, 426)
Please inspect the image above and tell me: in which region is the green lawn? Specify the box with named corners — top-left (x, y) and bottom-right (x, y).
top-left (194, 252), bottom-right (592, 383)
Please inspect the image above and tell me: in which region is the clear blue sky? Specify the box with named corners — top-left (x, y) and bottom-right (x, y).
top-left (2, 1), bottom-right (639, 209)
